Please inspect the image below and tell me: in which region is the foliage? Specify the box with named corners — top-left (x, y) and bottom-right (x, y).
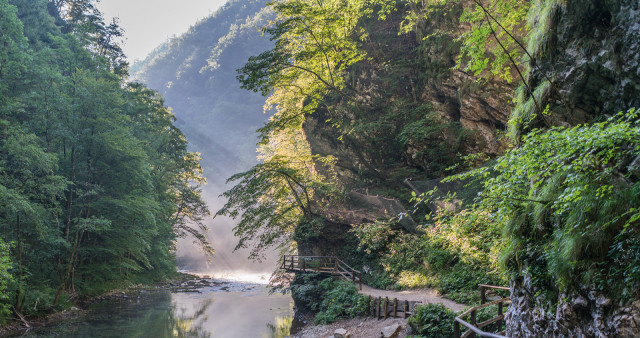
top-left (408, 303), bottom-right (456, 337)
top-left (454, 109), bottom-right (640, 303)
top-left (237, 0), bottom-right (389, 141)
top-left (314, 278), bottom-right (369, 324)
top-left (352, 212), bottom-right (504, 303)
top-left (0, 240), bottom-right (12, 323)
top-left (289, 274), bottom-right (369, 324)
top-left (456, 0), bottom-right (531, 82)
top-left (217, 121), bottom-right (339, 259)
top-left (226, 0), bottom-right (480, 261)
top-left (0, 0), bottom-right (210, 318)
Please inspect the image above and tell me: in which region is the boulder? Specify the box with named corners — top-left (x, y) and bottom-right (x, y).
top-left (380, 323), bottom-right (402, 338)
top-left (334, 328), bottom-right (350, 338)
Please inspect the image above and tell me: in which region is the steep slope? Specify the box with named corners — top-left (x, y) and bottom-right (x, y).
top-left (133, 0), bottom-right (274, 183)
top-left (132, 0), bottom-right (275, 271)
top-left (504, 1), bottom-right (640, 336)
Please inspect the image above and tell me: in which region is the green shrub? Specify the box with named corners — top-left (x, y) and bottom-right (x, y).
top-left (290, 274), bottom-right (369, 324)
top-left (353, 213), bottom-right (504, 304)
top-left (408, 303), bottom-right (456, 337)
top-left (477, 109), bottom-right (640, 304)
top-left (290, 273), bottom-right (325, 313)
top-left (314, 278), bottom-right (369, 324)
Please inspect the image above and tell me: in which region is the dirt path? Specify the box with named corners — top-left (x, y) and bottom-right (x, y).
top-left (358, 284), bottom-right (467, 312)
top-left (293, 317), bottom-right (411, 338)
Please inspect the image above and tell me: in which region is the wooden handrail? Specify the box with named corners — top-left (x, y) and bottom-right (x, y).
top-left (455, 317), bottom-right (507, 338)
top-left (454, 297), bottom-right (510, 338)
top-left (478, 284), bottom-right (510, 290)
top-left (281, 255), bottom-right (362, 290)
top-left (479, 284), bottom-right (509, 305)
top-left (457, 298), bottom-right (511, 318)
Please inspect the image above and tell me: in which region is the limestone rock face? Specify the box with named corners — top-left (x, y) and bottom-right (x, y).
top-left (506, 276), bottom-right (640, 337)
top-left (505, 2), bottom-right (640, 335)
top-left (533, 0), bottom-right (640, 127)
top-left (302, 0), bottom-right (513, 190)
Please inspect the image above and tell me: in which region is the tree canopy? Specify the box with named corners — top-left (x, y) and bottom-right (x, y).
top-left (0, 0), bottom-right (210, 321)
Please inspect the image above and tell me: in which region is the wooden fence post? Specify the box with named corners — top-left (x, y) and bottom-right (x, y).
top-left (480, 285), bottom-right (486, 305)
top-left (384, 297), bottom-right (389, 319)
top-left (454, 320), bottom-right (461, 338)
top-left (404, 300), bottom-right (409, 318)
top-left (393, 298), bottom-right (398, 318)
top-left (470, 309), bottom-right (477, 338)
top-left (497, 301), bottom-right (504, 332)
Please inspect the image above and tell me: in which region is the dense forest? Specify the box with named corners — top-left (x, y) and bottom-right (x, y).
top-left (0, 0), bottom-right (210, 322)
top-left (212, 0), bottom-right (640, 335)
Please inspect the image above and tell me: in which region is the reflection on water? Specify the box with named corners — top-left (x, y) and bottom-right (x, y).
top-left (267, 316), bottom-right (293, 338)
top-left (21, 279), bottom-right (295, 338)
top-left (170, 297), bottom-right (213, 337)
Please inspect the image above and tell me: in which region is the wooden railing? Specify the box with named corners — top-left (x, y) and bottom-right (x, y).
top-left (281, 255), bottom-right (362, 290)
top-left (366, 295), bottom-right (422, 319)
top-left (454, 285), bottom-right (510, 338)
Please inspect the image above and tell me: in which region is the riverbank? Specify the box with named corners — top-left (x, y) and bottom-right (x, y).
top-left (0, 272), bottom-right (205, 336)
top-left (1, 273), bottom-right (296, 337)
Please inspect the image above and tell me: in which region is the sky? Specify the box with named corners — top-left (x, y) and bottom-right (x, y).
top-left (97, 0), bottom-right (229, 62)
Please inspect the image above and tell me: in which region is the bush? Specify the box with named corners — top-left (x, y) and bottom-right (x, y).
top-left (314, 278), bottom-right (369, 324)
top-left (408, 303), bottom-right (456, 337)
top-left (289, 274), bottom-right (369, 324)
top-left (352, 208), bottom-right (505, 304)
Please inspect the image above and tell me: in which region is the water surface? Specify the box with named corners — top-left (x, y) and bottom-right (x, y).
top-left (20, 277), bottom-right (295, 337)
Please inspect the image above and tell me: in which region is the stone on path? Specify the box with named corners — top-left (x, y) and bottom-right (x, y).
top-left (380, 323), bottom-right (402, 338)
top-left (334, 328), bottom-right (350, 338)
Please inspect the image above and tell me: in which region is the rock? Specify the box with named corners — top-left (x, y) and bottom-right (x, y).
top-left (572, 295), bottom-right (588, 309)
top-left (380, 323), bottom-right (402, 338)
top-left (596, 296), bottom-right (611, 308)
top-left (334, 328), bottom-right (350, 338)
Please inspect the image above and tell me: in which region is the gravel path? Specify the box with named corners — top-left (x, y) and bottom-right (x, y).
top-left (293, 317), bottom-right (411, 338)
top-left (358, 284), bottom-right (467, 312)
top-left (293, 285), bottom-right (467, 337)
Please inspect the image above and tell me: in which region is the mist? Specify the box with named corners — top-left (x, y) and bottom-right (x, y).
top-left (130, 0), bottom-right (277, 276)
top-left (175, 166), bottom-right (280, 275)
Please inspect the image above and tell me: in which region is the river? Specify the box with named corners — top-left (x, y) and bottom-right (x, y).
top-left (14, 273), bottom-right (298, 338)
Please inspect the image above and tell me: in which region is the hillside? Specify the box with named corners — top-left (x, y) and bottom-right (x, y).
top-left (132, 0), bottom-right (274, 183)
top-left (131, 0), bottom-right (276, 270)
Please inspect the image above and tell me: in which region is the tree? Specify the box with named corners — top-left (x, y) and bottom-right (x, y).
top-left (218, 123), bottom-right (337, 260)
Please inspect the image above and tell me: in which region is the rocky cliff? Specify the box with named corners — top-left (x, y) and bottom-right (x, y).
top-left (302, 1), bottom-right (513, 192)
top-left (513, 0), bottom-right (640, 136)
top-left (506, 0), bottom-right (640, 336)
